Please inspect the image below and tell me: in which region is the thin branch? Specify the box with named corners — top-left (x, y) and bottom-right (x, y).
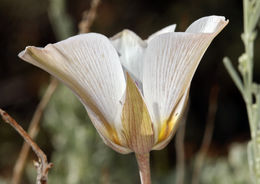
top-left (223, 57), bottom-right (244, 95)
top-left (0, 109), bottom-right (53, 184)
top-left (12, 78), bottom-right (58, 184)
top-left (191, 85), bottom-right (219, 184)
top-left (78, 0), bottom-right (101, 34)
top-left (175, 103), bottom-right (189, 184)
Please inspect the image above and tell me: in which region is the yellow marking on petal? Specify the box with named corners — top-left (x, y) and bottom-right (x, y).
top-left (156, 89), bottom-right (189, 144)
top-left (158, 115), bottom-right (178, 143)
top-left (104, 123), bottom-right (121, 145)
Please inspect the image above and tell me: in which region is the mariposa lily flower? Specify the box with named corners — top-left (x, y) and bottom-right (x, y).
top-left (19, 16), bottom-right (228, 156)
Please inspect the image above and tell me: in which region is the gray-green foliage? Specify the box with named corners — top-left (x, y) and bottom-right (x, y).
top-left (223, 0), bottom-right (260, 183)
top-left (39, 84), bottom-right (138, 184)
top-left (153, 143), bottom-right (251, 184)
top-left (200, 144), bottom-right (250, 184)
top-left (0, 178), bottom-right (7, 184)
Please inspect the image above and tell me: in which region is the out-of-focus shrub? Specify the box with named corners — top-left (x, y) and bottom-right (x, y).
top-left (200, 143), bottom-right (250, 184)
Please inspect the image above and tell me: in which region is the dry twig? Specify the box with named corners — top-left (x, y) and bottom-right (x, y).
top-left (191, 85), bottom-right (219, 184)
top-left (175, 104), bottom-right (189, 184)
top-left (12, 78), bottom-right (58, 184)
top-left (0, 109), bottom-right (53, 184)
top-left (78, 0), bottom-right (101, 34)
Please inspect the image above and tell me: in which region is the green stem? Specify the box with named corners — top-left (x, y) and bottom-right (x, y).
top-left (223, 57), bottom-right (244, 95)
top-left (135, 153), bottom-right (151, 184)
top-left (224, 0), bottom-right (260, 182)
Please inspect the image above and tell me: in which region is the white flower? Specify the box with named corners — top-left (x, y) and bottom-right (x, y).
top-left (19, 16), bottom-right (228, 154)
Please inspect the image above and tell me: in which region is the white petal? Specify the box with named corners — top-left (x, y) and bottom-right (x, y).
top-left (186, 15), bottom-right (228, 34)
top-left (110, 29), bottom-right (146, 84)
top-left (147, 24), bottom-right (176, 42)
top-left (19, 33), bottom-right (126, 144)
top-left (143, 16), bottom-right (227, 142)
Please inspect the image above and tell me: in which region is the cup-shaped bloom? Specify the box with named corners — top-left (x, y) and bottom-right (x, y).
top-left (19, 16), bottom-right (228, 154)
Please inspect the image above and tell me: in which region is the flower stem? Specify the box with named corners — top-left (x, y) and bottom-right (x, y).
top-left (135, 153), bottom-right (151, 184)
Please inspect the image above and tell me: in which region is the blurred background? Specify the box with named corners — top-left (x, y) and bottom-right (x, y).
top-left (0, 0), bottom-right (258, 183)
